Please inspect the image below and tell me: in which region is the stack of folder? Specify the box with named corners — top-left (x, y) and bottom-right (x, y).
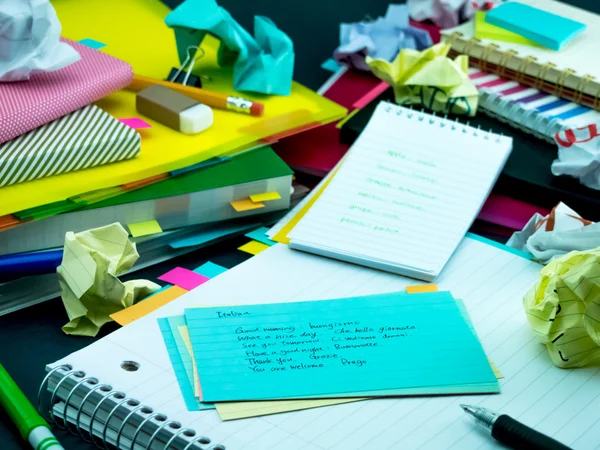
top-left (0, 0), bottom-right (346, 313)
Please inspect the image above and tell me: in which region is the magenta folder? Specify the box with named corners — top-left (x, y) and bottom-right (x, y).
top-left (0, 38), bottom-right (133, 144)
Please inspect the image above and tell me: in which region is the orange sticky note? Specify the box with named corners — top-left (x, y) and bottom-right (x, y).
top-left (249, 191), bottom-right (281, 202)
top-left (406, 284), bottom-right (439, 294)
top-left (230, 199), bottom-right (265, 212)
top-left (110, 285), bottom-right (187, 326)
top-left (238, 240), bottom-right (270, 255)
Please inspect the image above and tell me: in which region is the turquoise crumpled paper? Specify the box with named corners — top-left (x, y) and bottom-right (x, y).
top-left (165, 0), bottom-right (294, 95)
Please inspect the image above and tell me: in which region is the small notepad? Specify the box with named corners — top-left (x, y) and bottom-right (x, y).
top-left (185, 291), bottom-right (498, 402)
top-left (288, 102), bottom-right (512, 281)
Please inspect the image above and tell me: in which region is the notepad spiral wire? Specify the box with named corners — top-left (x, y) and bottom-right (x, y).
top-left (382, 102), bottom-right (504, 142)
top-left (38, 365), bottom-right (222, 450)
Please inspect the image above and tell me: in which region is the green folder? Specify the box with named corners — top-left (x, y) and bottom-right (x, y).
top-left (15, 146), bottom-right (292, 220)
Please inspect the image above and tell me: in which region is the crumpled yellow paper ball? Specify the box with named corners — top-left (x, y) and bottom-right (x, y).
top-left (366, 42), bottom-right (478, 116)
top-left (523, 248), bottom-right (600, 368)
top-left (57, 223), bottom-right (160, 337)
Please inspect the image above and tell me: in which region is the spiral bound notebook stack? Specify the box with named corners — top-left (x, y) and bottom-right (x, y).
top-left (442, 0), bottom-right (600, 111)
top-left (288, 102), bottom-right (513, 281)
top-left (470, 68), bottom-right (600, 143)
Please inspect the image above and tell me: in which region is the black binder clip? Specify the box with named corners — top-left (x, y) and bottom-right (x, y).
top-left (166, 46), bottom-right (206, 88)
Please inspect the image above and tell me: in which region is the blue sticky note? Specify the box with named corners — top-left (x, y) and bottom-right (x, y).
top-left (244, 227), bottom-right (276, 247)
top-left (321, 58), bottom-right (342, 73)
top-left (485, 3), bottom-right (586, 51)
top-left (169, 222), bottom-right (259, 249)
top-left (185, 292), bottom-right (498, 402)
top-left (465, 233), bottom-right (533, 260)
top-left (193, 261), bottom-right (228, 279)
top-left (158, 317), bottom-right (214, 411)
top-left (78, 38), bottom-right (107, 50)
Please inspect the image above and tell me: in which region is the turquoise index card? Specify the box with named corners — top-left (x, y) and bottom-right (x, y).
top-left (244, 227), bottom-right (276, 247)
top-left (185, 291), bottom-right (499, 402)
top-left (158, 317), bottom-right (214, 411)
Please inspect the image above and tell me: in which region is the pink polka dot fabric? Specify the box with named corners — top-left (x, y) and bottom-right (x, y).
top-left (0, 38), bottom-right (133, 144)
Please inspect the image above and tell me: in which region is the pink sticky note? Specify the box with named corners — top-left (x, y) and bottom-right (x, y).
top-left (158, 267), bottom-right (209, 291)
top-left (352, 81), bottom-right (389, 110)
top-left (118, 117), bottom-right (152, 129)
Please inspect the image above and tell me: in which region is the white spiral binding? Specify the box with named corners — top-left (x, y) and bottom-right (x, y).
top-left (382, 102), bottom-right (504, 143)
top-left (478, 90), bottom-right (561, 144)
top-left (38, 365), bottom-right (223, 450)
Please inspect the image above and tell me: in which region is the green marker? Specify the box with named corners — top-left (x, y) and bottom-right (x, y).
top-left (0, 364), bottom-right (64, 450)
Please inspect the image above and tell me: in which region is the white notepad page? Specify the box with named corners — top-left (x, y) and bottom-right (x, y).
top-left (288, 102), bottom-right (512, 280)
top-left (50, 238), bottom-right (600, 450)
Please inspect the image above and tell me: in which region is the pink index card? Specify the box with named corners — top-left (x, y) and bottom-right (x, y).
top-left (158, 267), bottom-right (209, 291)
top-left (118, 117), bottom-right (152, 129)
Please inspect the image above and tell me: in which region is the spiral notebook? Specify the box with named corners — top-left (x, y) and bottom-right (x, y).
top-left (442, 0), bottom-right (600, 110)
top-left (39, 237), bottom-right (600, 449)
top-left (470, 68), bottom-right (600, 143)
top-left (288, 102), bottom-right (512, 281)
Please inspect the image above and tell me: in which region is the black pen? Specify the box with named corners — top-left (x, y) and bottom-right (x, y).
top-left (460, 404), bottom-right (572, 450)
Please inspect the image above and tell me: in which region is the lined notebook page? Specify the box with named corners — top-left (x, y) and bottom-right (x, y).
top-left (51, 238), bottom-right (600, 450)
top-left (289, 102), bottom-right (512, 279)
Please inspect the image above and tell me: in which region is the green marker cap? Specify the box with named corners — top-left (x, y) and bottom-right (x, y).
top-left (0, 364), bottom-right (49, 439)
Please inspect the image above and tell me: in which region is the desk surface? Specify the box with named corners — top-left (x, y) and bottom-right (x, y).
top-left (0, 0), bottom-right (596, 448)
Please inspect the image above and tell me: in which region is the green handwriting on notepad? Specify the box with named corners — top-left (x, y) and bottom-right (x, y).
top-left (184, 292), bottom-right (499, 402)
top-left (377, 164), bottom-right (437, 185)
top-left (385, 150), bottom-right (437, 168)
top-left (341, 217), bottom-right (401, 235)
top-left (233, 320), bottom-right (417, 372)
top-left (366, 178), bottom-right (437, 201)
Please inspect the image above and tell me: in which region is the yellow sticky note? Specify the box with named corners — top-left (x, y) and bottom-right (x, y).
top-left (178, 325), bottom-right (202, 397)
top-left (335, 108), bottom-right (360, 129)
top-left (215, 398), bottom-right (364, 421)
top-left (238, 240), bottom-right (270, 255)
top-left (272, 162), bottom-right (344, 244)
top-left (110, 285), bottom-right (188, 326)
top-left (230, 199), bottom-right (265, 212)
top-left (406, 284), bottom-right (439, 294)
top-left (475, 11), bottom-right (540, 46)
top-left (249, 192), bottom-right (281, 202)
top-left (127, 220), bottom-right (163, 237)
top-left (489, 359), bottom-right (504, 379)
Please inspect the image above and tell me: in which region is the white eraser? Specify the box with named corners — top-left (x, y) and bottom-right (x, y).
top-left (180, 103), bottom-right (214, 135)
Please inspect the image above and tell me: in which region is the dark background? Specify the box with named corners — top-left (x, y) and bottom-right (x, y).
top-left (0, 0), bottom-right (596, 448)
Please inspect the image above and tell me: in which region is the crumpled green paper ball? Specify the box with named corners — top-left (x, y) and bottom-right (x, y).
top-left (523, 248), bottom-right (600, 368)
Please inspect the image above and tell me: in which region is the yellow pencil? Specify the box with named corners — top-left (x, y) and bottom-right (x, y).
top-left (128, 74), bottom-right (264, 116)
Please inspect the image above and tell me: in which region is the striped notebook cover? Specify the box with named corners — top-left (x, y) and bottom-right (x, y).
top-left (0, 105), bottom-right (140, 187)
top-left (0, 38), bottom-right (132, 145)
top-left (470, 68), bottom-right (600, 143)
